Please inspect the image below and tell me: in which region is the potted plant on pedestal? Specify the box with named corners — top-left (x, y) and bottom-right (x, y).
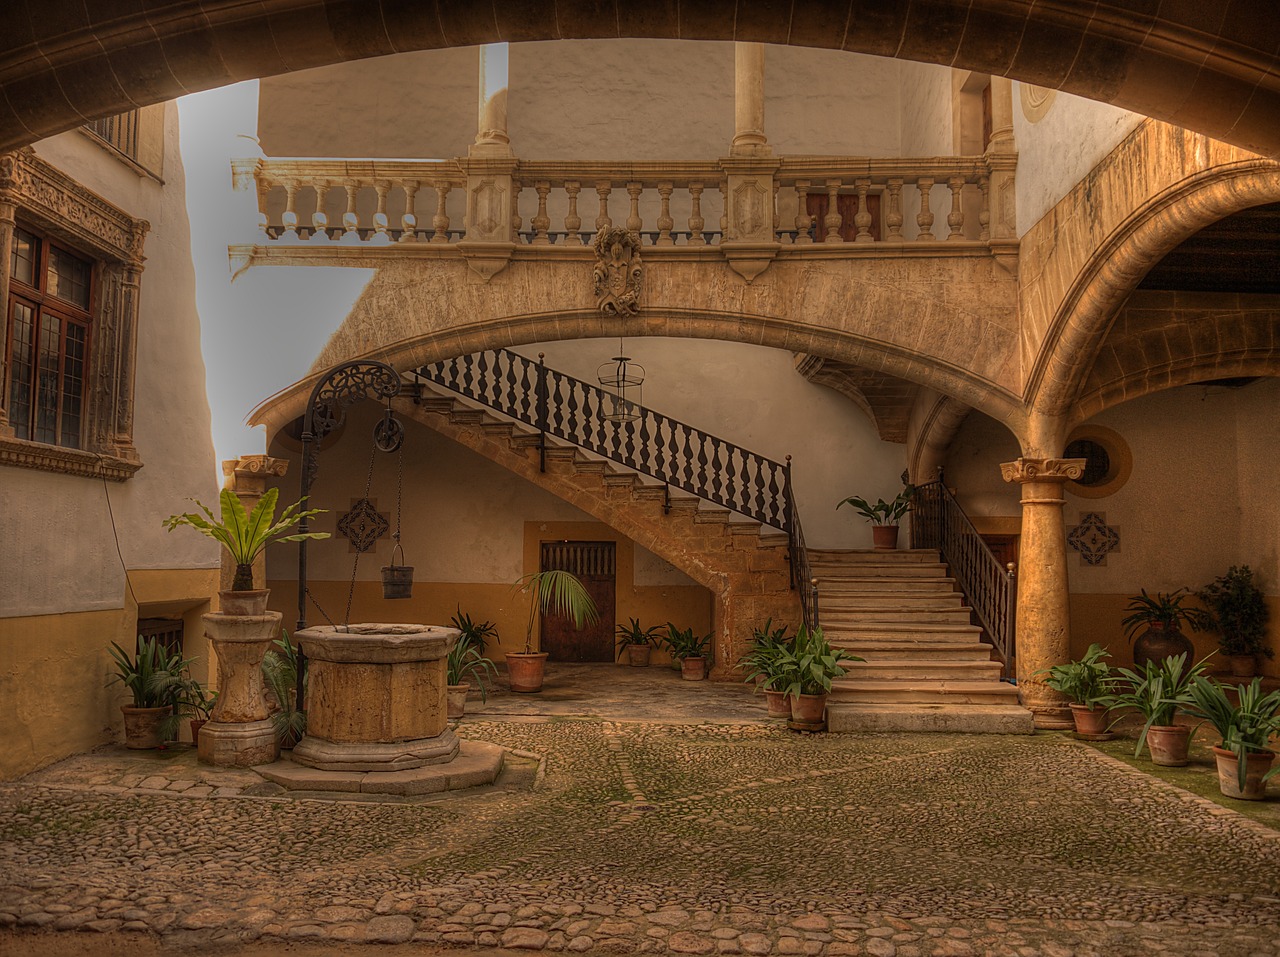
top-left (836, 484), bottom-right (915, 550)
top-left (163, 487), bottom-right (329, 611)
top-left (773, 625), bottom-right (860, 731)
top-left (664, 624), bottom-right (713, 680)
top-left (508, 569), bottom-right (598, 693)
top-left (1199, 565), bottom-right (1272, 678)
top-left (1102, 652), bottom-right (1208, 766)
top-left (616, 618), bottom-right (664, 667)
top-left (1184, 676), bottom-right (1280, 800)
top-left (1121, 588), bottom-right (1213, 670)
top-left (446, 632), bottom-right (498, 718)
top-left (1036, 643), bottom-right (1116, 736)
top-left (107, 636), bottom-right (193, 749)
top-left (739, 618), bottom-right (794, 717)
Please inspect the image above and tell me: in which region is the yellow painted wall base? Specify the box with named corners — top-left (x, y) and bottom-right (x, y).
top-left (0, 567), bottom-right (217, 781)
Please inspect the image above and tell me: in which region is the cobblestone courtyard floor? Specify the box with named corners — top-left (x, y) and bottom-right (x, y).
top-left (4, 711), bottom-right (1280, 957)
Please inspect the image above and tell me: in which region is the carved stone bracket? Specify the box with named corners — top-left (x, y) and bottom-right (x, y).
top-left (593, 226), bottom-right (643, 315)
top-left (1000, 457), bottom-right (1086, 484)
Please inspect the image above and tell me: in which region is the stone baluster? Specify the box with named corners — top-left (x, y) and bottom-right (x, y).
top-left (853, 178), bottom-right (873, 243)
top-left (510, 181), bottom-right (522, 242)
top-left (720, 183), bottom-right (728, 240)
top-left (823, 179), bottom-right (843, 243)
top-left (978, 174), bottom-right (991, 241)
top-left (563, 181), bottom-right (583, 244)
top-left (370, 182), bottom-right (391, 245)
top-left (431, 183), bottom-right (450, 243)
top-left (946, 176), bottom-right (965, 240)
top-left (280, 181), bottom-right (300, 241)
top-left (340, 183), bottom-right (360, 244)
top-left (595, 182), bottom-right (612, 232)
top-left (626, 181), bottom-right (643, 235)
top-left (915, 177), bottom-right (935, 241)
top-left (309, 180), bottom-right (331, 243)
top-left (886, 178), bottom-right (904, 240)
top-left (656, 182), bottom-right (675, 245)
top-left (774, 182), bottom-right (789, 244)
top-left (531, 181), bottom-right (551, 244)
top-left (0, 174), bottom-right (15, 435)
top-left (399, 181), bottom-right (419, 242)
top-left (688, 183), bottom-right (705, 245)
top-left (794, 181), bottom-right (812, 244)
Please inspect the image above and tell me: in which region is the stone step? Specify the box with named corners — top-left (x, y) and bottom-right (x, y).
top-left (818, 579), bottom-right (959, 595)
top-left (826, 702), bottom-right (1034, 734)
top-left (824, 621), bottom-right (983, 639)
top-left (831, 678), bottom-right (1021, 706)
top-left (808, 549), bottom-right (940, 564)
top-left (820, 592), bottom-right (965, 608)
top-left (831, 639), bottom-right (994, 660)
top-left (821, 608), bottom-right (974, 624)
top-left (842, 659), bottom-right (1005, 680)
top-left (814, 564), bottom-right (950, 579)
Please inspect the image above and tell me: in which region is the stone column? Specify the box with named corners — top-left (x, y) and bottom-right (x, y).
top-left (1000, 456), bottom-right (1085, 729)
top-left (459, 43), bottom-right (518, 279)
top-left (731, 43), bottom-right (769, 157)
top-left (473, 43), bottom-right (511, 158)
top-left (219, 454), bottom-right (290, 596)
top-left (0, 154), bottom-right (18, 437)
top-left (985, 77), bottom-right (1017, 256)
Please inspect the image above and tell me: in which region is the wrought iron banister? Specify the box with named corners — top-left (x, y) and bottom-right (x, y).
top-left (414, 348), bottom-right (817, 628)
top-left (910, 476), bottom-right (1016, 674)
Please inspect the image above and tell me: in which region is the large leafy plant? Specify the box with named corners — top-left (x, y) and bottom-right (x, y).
top-left (449, 608), bottom-right (499, 657)
top-left (1121, 588), bottom-right (1212, 641)
top-left (261, 632), bottom-right (307, 745)
top-left (106, 636), bottom-right (194, 709)
top-left (163, 487), bottom-right (329, 591)
top-left (446, 633), bottom-right (499, 700)
top-left (1037, 643), bottom-right (1115, 708)
top-left (664, 624), bottom-right (713, 661)
top-left (1199, 566), bottom-right (1272, 659)
top-left (1102, 652), bottom-right (1208, 757)
top-left (836, 485), bottom-right (915, 526)
top-left (739, 618), bottom-right (794, 690)
top-left (513, 569), bottom-right (599, 655)
top-left (615, 618), bottom-right (664, 657)
top-left (773, 625), bottom-right (860, 697)
top-left (1183, 676), bottom-right (1280, 792)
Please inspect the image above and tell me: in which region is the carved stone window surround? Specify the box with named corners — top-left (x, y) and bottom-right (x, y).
top-left (0, 147), bottom-right (149, 480)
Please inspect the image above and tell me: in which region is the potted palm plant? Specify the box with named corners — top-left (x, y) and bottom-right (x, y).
top-left (664, 624), bottom-right (713, 680)
top-left (163, 488), bottom-right (329, 613)
top-left (836, 484), bottom-right (915, 550)
top-left (772, 625), bottom-right (860, 730)
top-left (446, 633), bottom-right (498, 718)
top-left (107, 636), bottom-right (194, 749)
top-left (1199, 565), bottom-right (1272, 678)
top-left (1121, 588), bottom-right (1213, 669)
top-left (739, 619), bottom-right (794, 717)
top-left (261, 632), bottom-right (307, 748)
top-left (158, 674), bottom-right (218, 747)
top-left (1184, 676), bottom-right (1280, 800)
top-left (449, 607), bottom-right (499, 657)
top-left (1102, 652), bottom-right (1208, 766)
top-left (507, 569), bottom-right (598, 692)
top-left (1037, 643), bottom-right (1116, 736)
top-left (616, 618), bottom-right (664, 667)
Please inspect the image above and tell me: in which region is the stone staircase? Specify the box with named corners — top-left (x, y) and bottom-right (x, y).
top-left (401, 386), bottom-right (801, 673)
top-left (815, 549), bottom-right (1034, 734)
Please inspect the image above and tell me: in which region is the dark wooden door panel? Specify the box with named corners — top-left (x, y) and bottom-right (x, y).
top-left (540, 541), bottom-right (617, 662)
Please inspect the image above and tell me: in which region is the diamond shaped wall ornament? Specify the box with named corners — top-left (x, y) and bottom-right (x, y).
top-left (1067, 511), bottom-right (1120, 566)
top-left (337, 498), bottom-right (390, 553)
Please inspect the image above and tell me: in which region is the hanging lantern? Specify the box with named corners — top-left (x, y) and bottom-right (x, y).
top-left (597, 341), bottom-right (644, 423)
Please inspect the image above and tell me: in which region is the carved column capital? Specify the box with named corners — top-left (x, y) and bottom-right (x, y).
top-left (1000, 457), bottom-right (1085, 484)
top-left (222, 454), bottom-right (290, 495)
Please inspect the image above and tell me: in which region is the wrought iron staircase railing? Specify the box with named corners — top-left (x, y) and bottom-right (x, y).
top-left (910, 475), bottom-right (1016, 675)
top-left (412, 348), bottom-right (817, 628)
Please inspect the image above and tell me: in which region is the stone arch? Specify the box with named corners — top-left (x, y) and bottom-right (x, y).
top-left (3, 2), bottom-right (1278, 155)
top-left (1029, 161), bottom-right (1280, 426)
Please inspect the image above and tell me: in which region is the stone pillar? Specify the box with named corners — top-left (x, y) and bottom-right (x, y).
top-left (474, 43), bottom-right (511, 158)
top-left (731, 43), bottom-right (769, 157)
top-left (219, 454), bottom-right (289, 597)
top-left (198, 609), bottom-right (282, 767)
top-left (458, 44), bottom-right (518, 279)
top-left (988, 76), bottom-right (1015, 153)
top-left (1000, 456), bottom-right (1085, 729)
top-left (986, 76), bottom-right (1017, 262)
top-left (0, 154), bottom-right (18, 437)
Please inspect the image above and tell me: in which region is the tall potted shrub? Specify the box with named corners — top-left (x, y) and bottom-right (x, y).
top-left (507, 569), bottom-right (598, 693)
top-left (1121, 588), bottom-right (1212, 669)
top-left (1199, 566), bottom-right (1272, 678)
top-left (836, 485), bottom-right (915, 550)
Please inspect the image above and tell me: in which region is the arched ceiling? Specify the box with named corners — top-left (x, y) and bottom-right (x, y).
top-left (1, 1), bottom-right (1279, 155)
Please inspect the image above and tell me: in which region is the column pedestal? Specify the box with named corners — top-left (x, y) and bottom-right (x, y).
top-left (1001, 456), bottom-right (1085, 730)
top-left (198, 610), bottom-right (282, 767)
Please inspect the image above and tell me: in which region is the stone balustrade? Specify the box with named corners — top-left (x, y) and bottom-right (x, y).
top-left (242, 153), bottom-right (1017, 256)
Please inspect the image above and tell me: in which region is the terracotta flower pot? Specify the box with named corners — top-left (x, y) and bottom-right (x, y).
top-left (763, 689), bottom-right (791, 717)
top-left (680, 656), bottom-right (707, 681)
top-left (218, 589), bottom-right (270, 616)
top-left (625, 644), bottom-right (652, 667)
top-left (1212, 746), bottom-right (1276, 801)
top-left (789, 693), bottom-right (828, 725)
top-left (505, 652), bottom-right (548, 693)
top-left (1228, 654), bottom-right (1256, 678)
top-left (1146, 725), bottom-right (1191, 767)
top-left (121, 705), bottom-right (172, 750)
top-left (871, 525), bottom-right (900, 550)
top-left (189, 718), bottom-right (207, 747)
top-left (1069, 702), bottom-right (1109, 736)
top-left (446, 683), bottom-right (470, 719)
top-left (1131, 621), bottom-right (1193, 670)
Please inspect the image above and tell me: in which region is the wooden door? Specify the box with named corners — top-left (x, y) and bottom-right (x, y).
top-left (980, 534), bottom-right (1019, 569)
top-left (540, 541), bottom-right (616, 662)
top-left (807, 193), bottom-right (881, 242)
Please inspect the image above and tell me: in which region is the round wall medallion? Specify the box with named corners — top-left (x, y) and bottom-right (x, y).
top-left (1063, 425), bottom-right (1131, 498)
top-left (1020, 83), bottom-right (1057, 123)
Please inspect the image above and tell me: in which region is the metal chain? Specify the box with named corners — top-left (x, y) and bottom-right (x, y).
top-left (393, 435), bottom-right (404, 560)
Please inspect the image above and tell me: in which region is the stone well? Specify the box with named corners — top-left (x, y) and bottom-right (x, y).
top-left (291, 623), bottom-right (459, 772)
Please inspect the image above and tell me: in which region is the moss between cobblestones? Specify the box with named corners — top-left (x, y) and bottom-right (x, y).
top-left (1079, 733), bottom-right (1280, 831)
